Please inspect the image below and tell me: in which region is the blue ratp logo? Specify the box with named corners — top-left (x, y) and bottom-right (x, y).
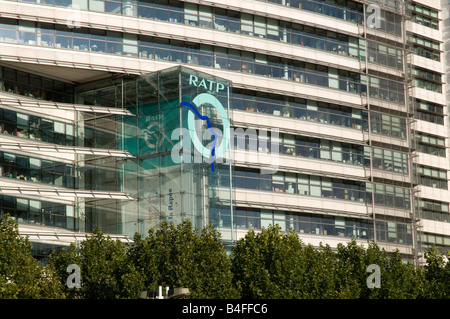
top-left (181, 100), bottom-right (217, 171)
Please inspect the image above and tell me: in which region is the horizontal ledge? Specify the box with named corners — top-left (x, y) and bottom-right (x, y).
top-left (0, 140), bottom-right (135, 158)
top-left (0, 185), bottom-right (135, 199)
top-left (0, 91), bottom-right (135, 116)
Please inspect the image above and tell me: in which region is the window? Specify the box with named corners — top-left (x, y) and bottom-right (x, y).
top-left (415, 132), bottom-right (446, 157)
top-left (0, 18), bottom-right (373, 97)
top-left (0, 151), bottom-right (75, 186)
top-left (228, 167), bottom-right (414, 208)
top-left (410, 3), bottom-right (439, 30)
top-left (416, 165), bottom-right (447, 189)
top-left (418, 198), bottom-right (450, 223)
top-left (370, 112), bottom-right (406, 138)
top-left (0, 195), bottom-right (75, 230)
top-left (414, 99), bottom-right (444, 125)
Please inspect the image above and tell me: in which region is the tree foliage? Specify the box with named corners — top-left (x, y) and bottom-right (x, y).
top-left (48, 227), bottom-right (144, 299)
top-left (129, 220), bottom-right (239, 298)
top-left (3, 215), bottom-right (450, 299)
top-left (0, 214), bottom-right (65, 298)
top-left (231, 225), bottom-right (447, 299)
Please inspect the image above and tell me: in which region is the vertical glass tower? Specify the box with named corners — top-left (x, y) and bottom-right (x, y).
top-left (76, 66), bottom-right (235, 241)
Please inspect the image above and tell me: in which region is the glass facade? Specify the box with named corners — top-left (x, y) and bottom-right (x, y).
top-left (230, 207), bottom-right (413, 246)
top-left (0, 16), bottom-right (410, 104)
top-left (414, 99), bottom-right (444, 125)
top-left (0, 107), bottom-right (75, 146)
top-left (97, 66), bottom-right (235, 239)
top-left (0, 152), bottom-right (75, 187)
top-left (415, 132), bottom-right (446, 157)
top-left (9, 0), bottom-right (404, 38)
top-left (0, 195), bottom-right (76, 230)
top-left (217, 166), bottom-right (411, 210)
top-left (418, 198), bottom-right (450, 223)
top-left (0, 66), bottom-right (74, 103)
top-left (0, 62), bottom-right (417, 249)
top-left (5, 0), bottom-right (404, 38)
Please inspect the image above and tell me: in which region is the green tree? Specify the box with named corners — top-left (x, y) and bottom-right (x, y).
top-left (231, 225), bottom-right (307, 298)
top-left (334, 240), bottom-right (370, 298)
top-left (46, 242), bottom-right (79, 299)
top-left (127, 232), bottom-right (159, 292)
top-left (190, 223), bottom-right (239, 298)
top-left (0, 214), bottom-right (65, 298)
top-left (422, 246), bottom-right (449, 298)
top-left (381, 249), bottom-right (425, 299)
top-left (335, 240), bottom-right (427, 299)
top-left (48, 227), bottom-right (144, 299)
top-left (308, 243), bottom-right (348, 299)
top-left (130, 220), bottom-right (238, 299)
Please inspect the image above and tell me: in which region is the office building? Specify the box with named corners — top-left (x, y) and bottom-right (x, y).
top-left (0, 0), bottom-right (447, 263)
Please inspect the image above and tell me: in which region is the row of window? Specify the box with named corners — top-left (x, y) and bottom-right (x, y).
top-left (215, 167), bottom-right (412, 209)
top-left (408, 33), bottom-right (440, 52)
top-left (0, 20), bottom-right (362, 92)
top-left (367, 40), bottom-right (403, 70)
top-left (183, 3), bottom-right (364, 60)
top-left (409, 2), bottom-right (439, 30)
top-left (415, 132), bottom-right (446, 157)
top-left (372, 147), bottom-right (408, 174)
top-left (0, 196), bottom-right (76, 230)
top-left (233, 90), bottom-right (408, 137)
top-left (412, 45), bottom-right (440, 62)
top-left (409, 32), bottom-right (441, 62)
top-left (234, 132), bottom-right (366, 165)
top-left (416, 165), bottom-right (447, 190)
top-left (264, 0), bottom-right (365, 23)
top-left (413, 67), bottom-right (442, 82)
top-left (143, 1), bottom-right (367, 61)
top-left (421, 210), bottom-right (449, 223)
top-left (0, 66), bottom-right (74, 103)
top-left (418, 197), bottom-right (450, 223)
top-left (370, 111), bottom-right (407, 139)
top-left (0, 148), bottom-right (123, 192)
top-left (421, 232), bottom-right (450, 255)
top-left (370, 183), bottom-right (411, 209)
top-left (233, 130), bottom-right (409, 173)
top-left (367, 75), bottom-right (406, 104)
top-left (413, 80), bottom-right (442, 94)
top-left (0, 8), bottom-right (368, 64)
top-left (233, 90), bottom-right (367, 130)
top-left (9, 0), bottom-right (404, 38)
top-left (213, 207), bottom-right (413, 245)
top-left (0, 108), bottom-right (75, 146)
top-left (413, 67), bottom-right (442, 93)
top-left (0, 151), bottom-right (75, 188)
top-left (414, 99), bottom-right (444, 125)
top-left (0, 18), bottom-right (407, 104)
top-left (266, 0), bottom-right (403, 36)
top-left (0, 103), bottom-right (119, 150)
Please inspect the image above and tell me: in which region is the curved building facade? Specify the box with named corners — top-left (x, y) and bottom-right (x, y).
top-left (0, 0), bottom-right (447, 263)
